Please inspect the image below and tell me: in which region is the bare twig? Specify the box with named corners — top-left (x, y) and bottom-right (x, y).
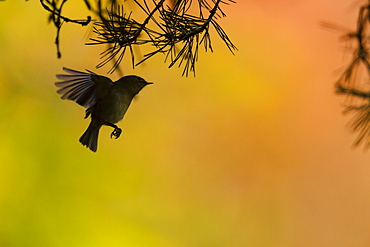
top-left (40, 0), bottom-right (92, 58)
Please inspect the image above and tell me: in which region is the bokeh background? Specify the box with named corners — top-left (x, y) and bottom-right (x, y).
top-left (1, 0), bottom-right (370, 246)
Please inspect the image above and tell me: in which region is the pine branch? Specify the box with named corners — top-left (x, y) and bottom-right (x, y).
top-left (332, 0), bottom-right (370, 149)
top-left (38, 0), bottom-right (236, 76)
top-left (88, 0), bottom-right (237, 75)
top-left (40, 0), bottom-right (92, 58)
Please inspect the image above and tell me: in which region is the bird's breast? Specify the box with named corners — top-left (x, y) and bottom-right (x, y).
top-left (94, 89), bottom-right (132, 123)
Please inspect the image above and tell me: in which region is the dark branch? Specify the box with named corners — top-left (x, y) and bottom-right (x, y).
top-left (40, 0), bottom-right (92, 58)
top-left (38, 0), bottom-right (236, 76)
top-left (332, 0), bottom-right (370, 149)
top-left (87, 0), bottom-right (237, 75)
top-left (336, 83), bottom-right (370, 99)
top-left (40, 0), bottom-right (91, 26)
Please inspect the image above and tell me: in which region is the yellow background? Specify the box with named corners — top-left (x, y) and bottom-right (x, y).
top-left (1, 0), bottom-right (369, 246)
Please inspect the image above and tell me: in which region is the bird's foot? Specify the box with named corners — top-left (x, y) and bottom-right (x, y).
top-left (84, 108), bottom-right (92, 119)
top-left (110, 127), bottom-right (122, 139)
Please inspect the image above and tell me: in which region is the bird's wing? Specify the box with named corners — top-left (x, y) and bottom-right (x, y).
top-left (55, 67), bottom-right (113, 108)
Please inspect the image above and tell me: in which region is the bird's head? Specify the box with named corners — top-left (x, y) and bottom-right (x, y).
top-left (116, 75), bottom-right (153, 96)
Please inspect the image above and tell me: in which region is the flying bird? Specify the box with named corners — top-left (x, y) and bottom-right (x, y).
top-left (55, 67), bottom-right (152, 152)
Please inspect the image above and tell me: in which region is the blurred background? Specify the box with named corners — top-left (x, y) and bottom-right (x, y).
top-left (1, 0), bottom-right (370, 246)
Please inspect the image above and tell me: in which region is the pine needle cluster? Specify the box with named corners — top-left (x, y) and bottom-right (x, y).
top-left (333, 0), bottom-right (370, 149)
top-left (40, 0), bottom-right (237, 76)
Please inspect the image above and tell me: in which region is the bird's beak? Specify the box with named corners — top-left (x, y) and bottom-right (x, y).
top-left (146, 82), bottom-right (153, 85)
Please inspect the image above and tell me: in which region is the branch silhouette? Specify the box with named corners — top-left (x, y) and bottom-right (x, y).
top-left (330, 0), bottom-right (370, 150)
top-left (40, 0), bottom-right (92, 58)
top-left (37, 0), bottom-right (237, 76)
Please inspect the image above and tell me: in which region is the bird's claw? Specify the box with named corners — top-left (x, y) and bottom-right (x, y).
top-left (110, 128), bottom-right (122, 139)
top-left (84, 108), bottom-right (92, 119)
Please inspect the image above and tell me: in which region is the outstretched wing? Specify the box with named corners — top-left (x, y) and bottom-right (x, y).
top-left (55, 67), bottom-right (113, 108)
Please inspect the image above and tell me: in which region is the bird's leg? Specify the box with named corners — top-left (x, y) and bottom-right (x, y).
top-left (84, 108), bottom-right (92, 119)
top-left (104, 122), bottom-right (122, 139)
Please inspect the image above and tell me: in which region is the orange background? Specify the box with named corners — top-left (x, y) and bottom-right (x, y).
top-left (1, 1), bottom-right (370, 246)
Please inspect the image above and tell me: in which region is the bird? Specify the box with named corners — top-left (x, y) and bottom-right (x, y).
top-left (55, 67), bottom-right (152, 152)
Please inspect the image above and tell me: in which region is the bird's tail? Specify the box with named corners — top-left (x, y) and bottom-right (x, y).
top-left (79, 120), bottom-right (101, 152)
